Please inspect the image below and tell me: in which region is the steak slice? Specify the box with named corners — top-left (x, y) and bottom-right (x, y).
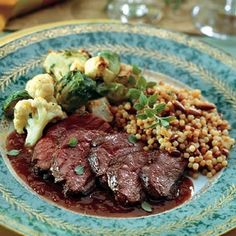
top-left (140, 152), bottom-right (187, 199)
top-left (50, 129), bottom-right (109, 194)
top-left (106, 151), bottom-right (154, 204)
top-left (88, 133), bottom-right (144, 177)
top-left (32, 113), bottom-right (111, 172)
top-left (47, 113), bottom-right (111, 136)
top-left (51, 142), bottom-right (95, 195)
top-left (32, 137), bottom-right (56, 171)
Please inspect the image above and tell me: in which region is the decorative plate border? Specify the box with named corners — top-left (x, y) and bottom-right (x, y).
top-left (0, 20), bottom-right (236, 69)
top-left (0, 20), bottom-right (236, 236)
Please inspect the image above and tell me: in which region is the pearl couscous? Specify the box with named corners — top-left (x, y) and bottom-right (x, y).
top-left (111, 81), bottom-right (235, 178)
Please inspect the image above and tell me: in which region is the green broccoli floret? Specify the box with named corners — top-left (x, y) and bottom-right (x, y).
top-left (55, 71), bottom-right (97, 113)
top-left (2, 90), bottom-right (31, 118)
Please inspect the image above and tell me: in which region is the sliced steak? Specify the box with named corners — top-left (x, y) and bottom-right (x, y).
top-left (88, 133), bottom-right (144, 177)
top-left (47, 113), bottom-right (111, 136)
top-left (32, 113), bottom-right (111, 172)
top-left (106, 151), bottom-right (154, 204)
top-left (32, 113), bottom-right (111, 194)
top-left (140, 152), bottom-right (187, 199)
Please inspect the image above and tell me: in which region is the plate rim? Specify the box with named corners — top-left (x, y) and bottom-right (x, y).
top-left (0, 19), bottom-right (236, 68)
top-left (0, 19), bottom-right (236, 236)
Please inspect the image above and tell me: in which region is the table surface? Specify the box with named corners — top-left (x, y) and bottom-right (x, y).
top-left (0, 17), bottom-right (236, 236)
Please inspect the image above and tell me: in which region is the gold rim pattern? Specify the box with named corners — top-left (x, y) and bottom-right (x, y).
top-left (0, 20), bottom-right (236, 236)
top-left (0, 183), bottom-right (236, 235)
top-left (0, 20), bottom-right (236, 69)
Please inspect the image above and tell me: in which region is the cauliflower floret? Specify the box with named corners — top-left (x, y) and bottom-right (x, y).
top-left (13, 100), bottom-right (32, 134)
top-left (70, 49), bottom-right (92, 72)
top-left (26, 74), bottom-right (55, 102)
top-left (118, 63), bottom-right (133, 78)
top-left (87, 97), bottom-right (113, 122)
top-left (14, 97), bottom-right (66, 146)
top-left (84, 56), bottom-right (115, 83)
top-left (70, 59), bottom-right (85, 72)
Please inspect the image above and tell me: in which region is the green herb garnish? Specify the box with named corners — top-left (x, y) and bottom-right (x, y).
top-left (141, 201), bottom-right (152, 212)
top-left (145, 108), bottom-right (156, 118)
top-left (127, 71), bottom-right (175, 128)
top-left (68, 137), bottom-right (78, 147)
top-left (7, 149), bottom-right (21, 156)
top-left (146, 81), bottom-right (157, 88)
top-left (134, 103), bottom-right (144, 111)
top-left (155, 103), bottom-right (166, 113)
top-left (128, 134), bottom-right (137, 144)
top-left (128, 88), bottom-right (141, 100)
top-left (132, 91), bottom-right (175, 128)
top-left (75, 165), bottom-right (84, 175)
top-left (132, 64), bottom-right (142, 75)
top-left (148, 94), bottom-right (158, 108)
top-left (136, 76), bottom-right (147, 91)
top-left (139, 92), bottom-right (148, 107)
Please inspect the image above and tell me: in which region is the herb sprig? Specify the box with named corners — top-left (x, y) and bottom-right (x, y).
top-left (128, 66), bottom-right (175, 128)
top-left (75, 165), bottom-right (84, 175)
top-left (128, 89), bottom-right (175, 128)
top-left (128, 134), bottom-right (137, 144)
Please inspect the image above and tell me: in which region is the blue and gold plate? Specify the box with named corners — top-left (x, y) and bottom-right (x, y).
top-left (0, 21), bottom-right (236, 236)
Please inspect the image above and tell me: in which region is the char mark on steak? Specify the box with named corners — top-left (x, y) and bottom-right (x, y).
top-left (88, 133), bottom-right (144, 177)
top-left (140, 152), bottom-right (187, 199)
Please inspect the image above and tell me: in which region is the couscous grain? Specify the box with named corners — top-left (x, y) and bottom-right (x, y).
top-left (111, 81), bottom-right (235, 177)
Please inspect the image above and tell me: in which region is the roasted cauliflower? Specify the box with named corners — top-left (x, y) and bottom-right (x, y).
top-left (26, 74), bottom-right (55, 102)
top-left (84, 50), bottom-right (121, 83)
top-left (87, 97), bottom-right (113, 122)
top-left (44, 50), bottom-right (90, 81)
top-left (13, 97), bottom-right (66, 146)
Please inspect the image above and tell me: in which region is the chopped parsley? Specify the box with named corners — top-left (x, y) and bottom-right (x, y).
top-left (7, 149), bottom-right (21, 156)
top-left (141, 201), bottom-right (152, 213)
top-left (128, 134), bottom-right (137, 144)
top-left (68, 137), bottom-right (78, 147)
top-left (75, 165), bottom-right (84, 175)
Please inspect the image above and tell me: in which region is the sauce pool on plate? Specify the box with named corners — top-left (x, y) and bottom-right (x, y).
top-left (6, 131), bottom-right (194, 217)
